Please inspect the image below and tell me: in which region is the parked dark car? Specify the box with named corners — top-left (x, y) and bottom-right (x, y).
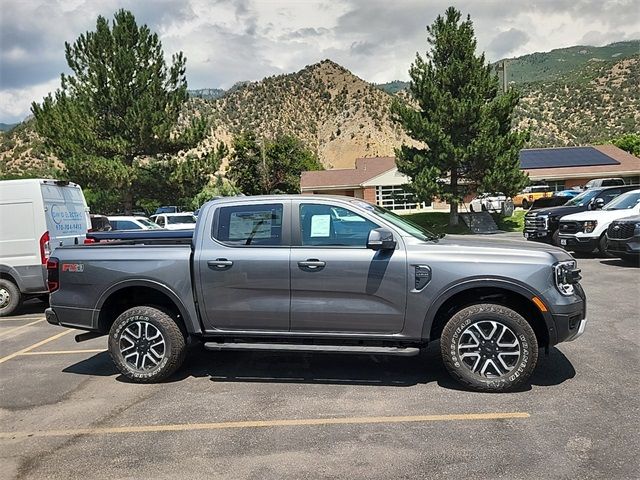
top-left (524, 185), bottom-right (639, 245)
top-left (529, 196), bottom-right (568, 211)
top-left (606, 215), bottom-right (640, 264)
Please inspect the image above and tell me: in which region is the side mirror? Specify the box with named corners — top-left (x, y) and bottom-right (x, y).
top-left (591, 198), bottom-right (605, 210)
top-left (367, 228), bottom-right (396, 250)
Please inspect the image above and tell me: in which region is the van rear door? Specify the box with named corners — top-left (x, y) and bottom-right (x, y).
top-left (41, 181), bottom-right (90, 248)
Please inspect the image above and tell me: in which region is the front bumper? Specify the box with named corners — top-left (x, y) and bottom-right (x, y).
top-left (606, 236), bottom-right (640, 256)
top-left (548, 283), bottom-right (587, 344)
top-left (524, 230), bottom-right (552, 243)
top-left (558, 234), bottom-right (598, 252)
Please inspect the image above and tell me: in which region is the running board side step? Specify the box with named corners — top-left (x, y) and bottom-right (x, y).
top-left (203, 342), bottom-right (420, 356)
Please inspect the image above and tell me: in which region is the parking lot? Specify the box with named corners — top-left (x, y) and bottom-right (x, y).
top-left (1, 250), bottom-right (638, 480)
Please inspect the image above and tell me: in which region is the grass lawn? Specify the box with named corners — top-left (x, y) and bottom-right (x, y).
top-left (402, 210), bottom-right (525, 235)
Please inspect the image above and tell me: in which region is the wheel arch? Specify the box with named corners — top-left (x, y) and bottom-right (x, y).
top-left (94, 280), bottom-right (200, 336)
top-left (422, 278), bottom-right (555, 347)
top-left (0, 265), bottom-right (23, 290)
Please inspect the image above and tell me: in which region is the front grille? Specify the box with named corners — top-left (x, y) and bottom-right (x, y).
top-left (559, 221), bottom-right (582, 234)
top-left (524, 214), bottom-right (546, 231)
top-left (607, 222), bottom-right (635, 239)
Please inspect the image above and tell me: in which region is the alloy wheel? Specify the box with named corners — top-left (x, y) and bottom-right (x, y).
top-left (457, 320), bottom-right (522, 377)
top-left (119, 321), bottom-right (167, 371)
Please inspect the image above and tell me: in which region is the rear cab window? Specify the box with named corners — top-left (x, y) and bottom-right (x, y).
top-left (214, 203), bottom-right (284, 246)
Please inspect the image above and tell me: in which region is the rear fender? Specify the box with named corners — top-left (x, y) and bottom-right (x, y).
top-left (93, 279), bottom-right (202, 334)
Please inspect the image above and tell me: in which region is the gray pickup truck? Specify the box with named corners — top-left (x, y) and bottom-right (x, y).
top-left (46, 195), bottom-right (586, 392)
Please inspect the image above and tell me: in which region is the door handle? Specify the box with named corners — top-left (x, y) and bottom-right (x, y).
top-left (208, 259), bottom-right (233, 269)
top-left (298, 259), bottom-right (326, 270)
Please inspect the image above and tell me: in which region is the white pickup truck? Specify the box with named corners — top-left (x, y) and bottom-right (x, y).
top-left (558, 189), bottom-right (640, 254)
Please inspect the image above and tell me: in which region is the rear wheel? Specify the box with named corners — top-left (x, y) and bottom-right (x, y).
top-left (440, 303), bottom-right (538, 392)
top-left (521, 199), bottom-right (530, 210)
top-left (469, 204), bottom-right (475, 213)
top-left (108, 306), bottom-right (186, 383)
top-left (551, 230), bottom-right (560, 246)
top-left (0, 279), bottom-right (21, 317)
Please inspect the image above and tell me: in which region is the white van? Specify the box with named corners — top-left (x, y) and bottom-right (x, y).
top-left (0, 179), bottom-right (90, 316)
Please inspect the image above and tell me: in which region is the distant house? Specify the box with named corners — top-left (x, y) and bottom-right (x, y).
top-left (300, 145), bottom-right (640, 211)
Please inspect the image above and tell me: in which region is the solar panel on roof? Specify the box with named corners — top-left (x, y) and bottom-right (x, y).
top-left (519, 147), bottom-right (620, 169)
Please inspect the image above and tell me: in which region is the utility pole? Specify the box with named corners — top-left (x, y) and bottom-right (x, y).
top-left (496, 60), bottom-right (508, 92)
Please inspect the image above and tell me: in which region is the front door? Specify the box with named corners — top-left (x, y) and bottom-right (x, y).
top-left (196, 201), bottom-right (291, 331)
top-left (290, 202), bottom-right (407, 333)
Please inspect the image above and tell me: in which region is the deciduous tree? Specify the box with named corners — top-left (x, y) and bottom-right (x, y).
top-left (227, 133), bottom-right (322, 195)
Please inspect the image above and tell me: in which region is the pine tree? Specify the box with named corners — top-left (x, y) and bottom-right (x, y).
top-left (31, 9), bottom-right (208, 213)
top-left (392, 7), bottom-right (529, 226)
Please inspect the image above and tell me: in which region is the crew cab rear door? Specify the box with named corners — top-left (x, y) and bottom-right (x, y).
top-left (194, 200), bottom-right (291, 331)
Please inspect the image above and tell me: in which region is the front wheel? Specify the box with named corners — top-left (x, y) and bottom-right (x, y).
top-left (597, 234), bottom-right (610, 256)
top-left (521, 199), bottom-right (529, 210)
top-left (440, 304), bottom-right (538, 392)
top-left (108, 306), bottom-right (186, 383)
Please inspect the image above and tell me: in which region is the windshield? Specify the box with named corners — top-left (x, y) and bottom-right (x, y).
top-left (167, 215), bottom-right (196, 224)
top-left (603, 191), bottom-right (640, 210)
top-left (352, 201), bottom-right (438, 241)
top-left (564, 189), bottom-right (598, 206)
top-left (137, 218), bottom-right (161, 229)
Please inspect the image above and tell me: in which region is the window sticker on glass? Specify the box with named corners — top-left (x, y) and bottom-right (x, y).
top-left (229, 211), bottom-right (274, 240)
top-left (310, 214), bottom-right (331, 237)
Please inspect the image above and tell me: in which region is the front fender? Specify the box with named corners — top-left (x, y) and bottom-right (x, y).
top-left (420, 276), bottom-right (556, 344)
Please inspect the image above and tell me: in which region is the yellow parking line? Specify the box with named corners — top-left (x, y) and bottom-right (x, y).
top-left (0, 412), bottom-right (529, 439)
top-left (20, 349), bottom-right (106, 356)
top-left (0, 330), bottom-right (72, 364)
top-left (0, 319), bottom-right (44, 339)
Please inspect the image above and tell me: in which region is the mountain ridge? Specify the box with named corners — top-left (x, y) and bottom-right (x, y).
top-left (1, 42), bottom-right (638, 178)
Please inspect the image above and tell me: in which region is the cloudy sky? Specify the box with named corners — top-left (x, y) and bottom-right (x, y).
top-left (1, 0), bottom-right (639, 123)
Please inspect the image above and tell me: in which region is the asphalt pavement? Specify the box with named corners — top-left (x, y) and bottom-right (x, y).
top-left (0, 251), bottom-right (638, 479)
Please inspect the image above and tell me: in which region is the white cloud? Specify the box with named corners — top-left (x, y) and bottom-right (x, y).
top-left (1, 0), bottom-right (639, 122)
top-left (0, 77), bottom-right (61, 122)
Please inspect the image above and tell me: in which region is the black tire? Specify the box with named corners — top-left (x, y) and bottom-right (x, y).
top-left (597, 234), bottom-right (610, 256)
top-left (551, 229), bottom-right (560, 246)
top-left (108, 306), bottom-right (186, 383)
top-left (521, 199), bottom-right (529, 210)
top-left (0, 279), bottom-right (22, 317)
top-left (481, 204), bottom-right (487, 212)
top-left (440, 303), bottom-right (538, 393)
top-left (469, 204), bottom-right (475, 213)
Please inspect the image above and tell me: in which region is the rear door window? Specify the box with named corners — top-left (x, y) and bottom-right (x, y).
top-left (215, 204), bottom-right (283, 246)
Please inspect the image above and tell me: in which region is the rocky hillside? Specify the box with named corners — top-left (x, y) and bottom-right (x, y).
top-left (2, 43), bottom-right (639, 178)
top-left (516, 55), bottom-right (639, 146)
top-left (191, 59), bottom-right (412, 169)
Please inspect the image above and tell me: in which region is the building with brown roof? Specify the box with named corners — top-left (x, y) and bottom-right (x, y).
top-left (300, 145), bottom-right (640, 211)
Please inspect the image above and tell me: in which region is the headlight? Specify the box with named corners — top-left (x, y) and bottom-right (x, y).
top-left (554, 260), bottom-right (581, 296)
top-left (583, 220), bottom-right (597, 233)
